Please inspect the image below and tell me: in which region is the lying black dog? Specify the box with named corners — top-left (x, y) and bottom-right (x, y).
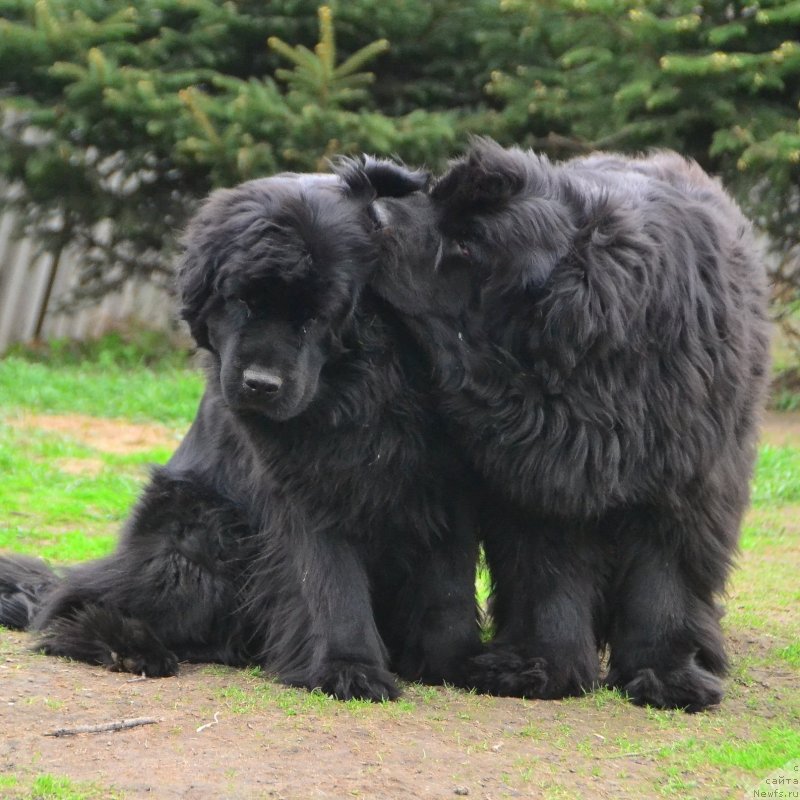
top-left (369, 139), bottom-right (771, 711)
top-left (0, 161), bottom-right (482, 700)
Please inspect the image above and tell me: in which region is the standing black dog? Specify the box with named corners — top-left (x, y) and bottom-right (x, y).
top-left (369, 139), bottom-right (771, 711)
top-left (0, 161), bottom-right (482, 700)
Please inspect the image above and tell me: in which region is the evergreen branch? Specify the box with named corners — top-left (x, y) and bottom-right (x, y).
top-left (315, 6), bottom-right (335, 74)
top-left (178, 87), bottom-right (222, 147)
top-left (34, 0), bottom-right (61, 39)
top-left (267, 38), bottom-right (319, 74)
top-left (327, 87), bottom-right (370, 105)
top-left (269, 5), bottom-right (388, 109)
top-left (333, 39), bottom-right (390, 79)
top-left (330, 73), bottom-right (376, 90)
top-left (274, 69), bottom-right (325, 95)
top-left (49, 61), bottom-right (87, 82)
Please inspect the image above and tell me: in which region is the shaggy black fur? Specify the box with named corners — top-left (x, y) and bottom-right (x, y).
top-left (0, 160), bottom-right (482, 700)
top-left (370, 139), bottom-right (771, 711)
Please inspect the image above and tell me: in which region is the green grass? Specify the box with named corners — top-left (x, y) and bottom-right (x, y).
top-left (0, 345), bottom-right (200, 563)
top-left (770, 388), bottom-right (800, 412)
top-left (726, 541), bottom-right (800, 638)
top-left (0, 357), bottom-right (203, 425)
top-left (740, 512), bottom-right (794, 550)
top-left (0, 421), bottom-right (160, 563)
top-left (0, 426), bottom-right (147, 520)
top-left (0, 528), bottom-right (117, 562)
top-left (666, 724), bottom-right (800, 775)
top-left (211, 667), bottom-right (416, 717)
top-left (5, 330), bottom-right (192, 370)
top-left (775, 642), bottom-right (800, 668)
top-left (751, 445), bottom-right (800, 506)
top-left (0, 773), bottom-right (124, 800)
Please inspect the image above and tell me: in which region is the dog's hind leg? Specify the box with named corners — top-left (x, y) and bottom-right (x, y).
top-left (27, 555), bottom-right (180, 677)
top-left (604, 501), bottom-right (733, 712)
top-left (37, 604), bottom-right (179, 677)
top-left (32, 469), bottom-right (250, 675)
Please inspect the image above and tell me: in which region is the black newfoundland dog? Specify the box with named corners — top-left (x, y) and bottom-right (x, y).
top-left (0, 161), bottom-right (482, 701)
top-left (369, 139), bottom-right (771, 711)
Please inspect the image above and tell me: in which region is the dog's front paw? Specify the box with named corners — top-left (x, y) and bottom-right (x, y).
top-left (467, 644), bottom-right (598, 699)
top-left (466, 646), bottom-right (549, 698)
top-left (606, 660), bottom-right (723, 712)
top-left (314, 660), bottom-right (400, 702)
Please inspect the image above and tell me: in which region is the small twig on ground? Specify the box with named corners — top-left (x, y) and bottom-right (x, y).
top-left (599, 749), bottom-right (658, 761)
top-left (45, 717), bottom-right (160, 737)
top-left (196, 712), bottom-right (220, 733)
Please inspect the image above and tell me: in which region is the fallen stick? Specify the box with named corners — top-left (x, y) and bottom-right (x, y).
top-left (598, 750), bottom-right (658, 761)
top-left (44, 717), bottom-right (160, 737)
top-left (196, 712), bottom-right (220, 733)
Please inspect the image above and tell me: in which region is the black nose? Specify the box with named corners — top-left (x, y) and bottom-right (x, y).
top-left (243, 368), bottom-right (283, 396)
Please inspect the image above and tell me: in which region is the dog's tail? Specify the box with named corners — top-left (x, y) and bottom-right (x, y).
top-left (0, 555), bottom-right (61, 630)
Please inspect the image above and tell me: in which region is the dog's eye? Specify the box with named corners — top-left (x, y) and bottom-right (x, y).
top-left (300, 318), bottom-right (317, 336)
top-left (449, 239), bottom-right (472, 261)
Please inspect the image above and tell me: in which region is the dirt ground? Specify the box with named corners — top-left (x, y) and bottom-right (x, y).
top-left (761, 410), bottom-right (800, 446)
top-left (2, 412), bottom-right (799, 799)
top-left (9, 412), bottom-right (178, 455)
top-left (2, 630), bottom-right (795, 800)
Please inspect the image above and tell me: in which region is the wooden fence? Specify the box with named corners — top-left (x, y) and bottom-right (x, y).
top-left (0, 210), bottom-right (175, 353)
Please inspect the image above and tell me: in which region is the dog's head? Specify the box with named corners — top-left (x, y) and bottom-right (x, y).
top-left (354, 139), bottom-right (579, 326)
top-left (332, 160), bottom-right (471, 320)
top-left (431, 137), bottom-right (577, 294)
top-left (178, 160), bottom-right (430, 421)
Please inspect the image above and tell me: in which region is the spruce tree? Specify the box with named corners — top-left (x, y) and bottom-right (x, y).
top-left (0, 1), bottom-right (464, 301)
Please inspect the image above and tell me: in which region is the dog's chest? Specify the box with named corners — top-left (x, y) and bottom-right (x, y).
top-left (269, 409), bottom-right (438, 529)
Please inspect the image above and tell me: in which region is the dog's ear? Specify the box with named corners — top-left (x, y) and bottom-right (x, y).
top-left (432, 137), bottom-right (527, 211)
top-left (176, 191), bottom-right (231, 350)
top-left (177, 270), bottom-right (213, 350)
top-left (360, 156), bottom-right (429, 197)
top-left (335, 155), bottom-right (429, 199)
top-left (177, 247), bottom-right (215, 350)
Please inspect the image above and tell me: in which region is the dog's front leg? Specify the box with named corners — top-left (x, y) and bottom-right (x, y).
top-left (253, 525), bottom-right (399, 702)
top-left (299, 531), bottom-right (400, 701)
